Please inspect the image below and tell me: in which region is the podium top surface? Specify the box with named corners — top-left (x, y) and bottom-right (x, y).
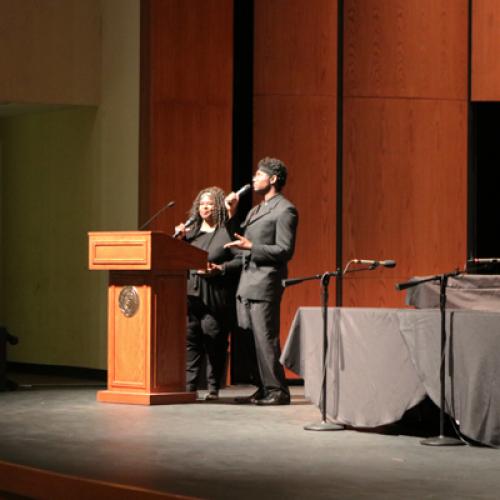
top-left (88, 231), bottom-right (207, 272)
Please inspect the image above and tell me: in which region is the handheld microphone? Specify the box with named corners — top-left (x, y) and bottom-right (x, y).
top-left (173, 215), bottom-right (197, 238)
top-left (468, 258), bottom-right (500, 264)
top-left (353, 259), bottom-right (396, 268)
top-left (235, 184), bottom-right (252, 197)
top-left (139, 200), bottom-right (175, 230)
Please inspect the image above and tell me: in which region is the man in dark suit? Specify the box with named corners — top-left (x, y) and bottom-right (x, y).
top-left (225, 157), bottom-right (298, 405)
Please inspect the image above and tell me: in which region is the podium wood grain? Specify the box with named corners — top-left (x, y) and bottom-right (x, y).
top-left (89, 231), bottom-right (206, 405)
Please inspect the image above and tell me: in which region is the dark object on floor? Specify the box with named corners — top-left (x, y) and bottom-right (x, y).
top-left (351, 397), bottom-right (468, 442)
top-left (0, 327), bottom-right (19, 391)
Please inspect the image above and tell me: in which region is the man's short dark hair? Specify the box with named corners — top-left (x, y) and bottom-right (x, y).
top-left (257, 157), bottom-right (288, 191)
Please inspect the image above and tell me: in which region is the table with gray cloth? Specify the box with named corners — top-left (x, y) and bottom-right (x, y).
top-left (406, 274), bottom-right (500, 311)
top-left (281, 307), bottom-right (500, 446)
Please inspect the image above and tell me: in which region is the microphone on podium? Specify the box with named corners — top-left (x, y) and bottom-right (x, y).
top-left (139, 200), bottom-right (175, 230)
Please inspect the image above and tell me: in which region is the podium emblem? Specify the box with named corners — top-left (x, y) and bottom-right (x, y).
top-left (118, 286), bottom-right (140, 317)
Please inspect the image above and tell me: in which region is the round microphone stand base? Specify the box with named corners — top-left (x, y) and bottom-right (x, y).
top-left (304, 421), bottom-right (344, 431)
top-left (420, 435), bottom-right (465, 446)
top-left (397, 271), bottom-right (466, 449)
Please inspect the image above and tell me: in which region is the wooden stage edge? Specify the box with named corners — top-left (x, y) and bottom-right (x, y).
top-left (0, 460), bottom-right (197, 500)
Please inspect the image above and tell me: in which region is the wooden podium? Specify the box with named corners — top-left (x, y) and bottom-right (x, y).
top-left (88, 231), bottom-right (207, 405)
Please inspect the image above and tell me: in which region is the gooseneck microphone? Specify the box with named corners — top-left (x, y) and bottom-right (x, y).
top-left (139, 200), bottom-right (175, 230)
top-left (173, 215), bottom-right (197, 238)
top-left (352, 259), bottom-right (397, 268)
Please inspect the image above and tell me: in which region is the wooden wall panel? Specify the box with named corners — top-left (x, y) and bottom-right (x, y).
top-left (472, 0), bottom-right (500, 101)
top-left (254, 0), bottom-right (338, 360)
top-left (150, 1), bottom-right (233, 104)
top-left (254, 0), bottom-right (338, 96)
top-left (343, 97), bottom-right (468, 307)
top-left (344, 0), bottom-right (468, 99)
top-left (342, 0), bottom-right (469, 308)
top-left (140, 0), bottom-right (233, 233)
top-left (150, 102), bottom-right (233, 217)
top-left (342, 278), bottom-right (403, 308)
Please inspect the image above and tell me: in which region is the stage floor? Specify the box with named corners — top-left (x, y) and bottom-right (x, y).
top-left (1, 384), bottom-right (500, 499)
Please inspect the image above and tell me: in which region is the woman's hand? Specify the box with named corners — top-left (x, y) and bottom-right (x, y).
top-left (173, 222), bottom-right (189, 239)
top-left (197, 262), bottom-right (223, 277)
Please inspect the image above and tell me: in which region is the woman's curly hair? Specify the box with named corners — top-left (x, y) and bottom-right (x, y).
top-left (188, 186), bottom-right (228, 230)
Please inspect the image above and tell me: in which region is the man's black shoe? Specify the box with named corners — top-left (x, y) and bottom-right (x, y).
top-left (234, 389), bottom-right (266, 404)
top-left (255, 392), bottom-right (290, 406)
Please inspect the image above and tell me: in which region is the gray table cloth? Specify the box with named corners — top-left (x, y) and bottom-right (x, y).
top-left (281, 307), bottom-right (500, 446)
top-left (406, 274), bottom-right (500, 311)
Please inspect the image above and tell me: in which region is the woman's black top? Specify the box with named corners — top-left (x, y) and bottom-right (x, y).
top-left (185, 225), bottom-right (240, 314)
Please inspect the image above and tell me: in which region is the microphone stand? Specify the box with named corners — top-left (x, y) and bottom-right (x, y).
top-left (396, 270), bottom-right (464, 446)
top-left (284, 270), bottom-right (344, 431)
top-left (284, 262), bottom-right (393, 431)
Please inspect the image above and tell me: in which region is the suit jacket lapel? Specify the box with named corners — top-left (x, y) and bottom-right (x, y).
top-left (241, 204), bottom-right (259, 228)
top-left (245, 194), bottom-right (282, 226)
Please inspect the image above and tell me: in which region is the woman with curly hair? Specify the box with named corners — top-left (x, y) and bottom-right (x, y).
top-left (174, 186), bottom-right (240, 400)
